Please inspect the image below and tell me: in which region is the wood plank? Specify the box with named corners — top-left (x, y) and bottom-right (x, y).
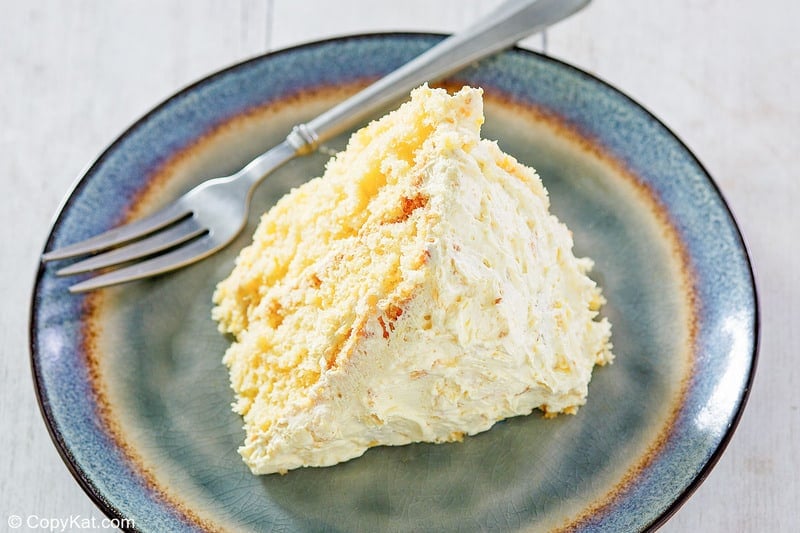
top-left (269, 0), bottom-right (546, 51)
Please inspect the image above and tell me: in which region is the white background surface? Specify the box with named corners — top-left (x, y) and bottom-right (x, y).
top-left (2, 1), bottom-right (797, 531)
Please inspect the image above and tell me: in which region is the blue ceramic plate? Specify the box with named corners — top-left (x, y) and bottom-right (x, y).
top-left (31, 34), bottom-right (757, 532)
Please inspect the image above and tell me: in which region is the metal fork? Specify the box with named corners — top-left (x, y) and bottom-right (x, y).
top-left (43, 0), bottom-right (590, 292)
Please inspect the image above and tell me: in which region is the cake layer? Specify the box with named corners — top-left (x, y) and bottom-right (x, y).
top-left (213, 85), bottom-right (613, 474)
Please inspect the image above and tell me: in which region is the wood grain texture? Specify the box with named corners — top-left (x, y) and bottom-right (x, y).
top-left (1, 0), bottom-right (796, 531)
top-left (269, 0), bottom-right (546, 52)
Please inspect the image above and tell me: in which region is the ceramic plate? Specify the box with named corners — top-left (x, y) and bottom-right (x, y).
top-left (31, 34), bottom-right (757, 532)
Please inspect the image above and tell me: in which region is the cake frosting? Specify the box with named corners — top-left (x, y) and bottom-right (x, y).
top-left (212, 85), bottom-right (613, 474)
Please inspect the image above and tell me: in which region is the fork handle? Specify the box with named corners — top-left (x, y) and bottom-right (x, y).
top-left (286, 0), bottom-right (589, 154)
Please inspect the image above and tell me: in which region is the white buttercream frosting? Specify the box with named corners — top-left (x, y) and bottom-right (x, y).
top-left (212, 85), bottom-right (613, 474)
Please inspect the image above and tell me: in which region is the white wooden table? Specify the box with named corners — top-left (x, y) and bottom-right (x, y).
top-left (2, 1), bottom-right (797, 531)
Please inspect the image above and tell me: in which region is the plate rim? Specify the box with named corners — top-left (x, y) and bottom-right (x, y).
top-left (29, 31), bottom-right (760, 532)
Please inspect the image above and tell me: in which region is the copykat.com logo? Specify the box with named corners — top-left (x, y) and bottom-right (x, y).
top-left (7, 513), bottom-right (134, 531)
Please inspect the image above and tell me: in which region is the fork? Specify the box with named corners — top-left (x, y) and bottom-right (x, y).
top-left (43, 0), bottom-right (590, 292)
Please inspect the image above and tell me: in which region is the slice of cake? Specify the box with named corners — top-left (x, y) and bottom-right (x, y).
top-left (212, 85), bottom-right (613, 475)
